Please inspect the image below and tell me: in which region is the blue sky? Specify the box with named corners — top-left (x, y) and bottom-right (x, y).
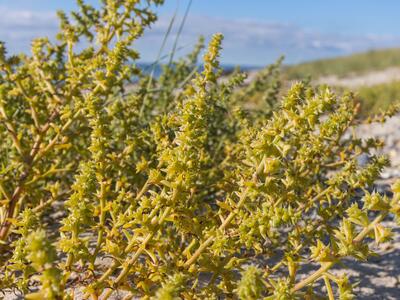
top-left (1, 0), bottom-right (400, 66)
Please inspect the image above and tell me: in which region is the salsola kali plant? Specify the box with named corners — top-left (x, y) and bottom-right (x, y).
top-left (0, 1), bottom-right (400, 299)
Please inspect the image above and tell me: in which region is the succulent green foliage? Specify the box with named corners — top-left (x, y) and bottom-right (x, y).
top-left (25, 230), bottom-right (63, 300)
top-left (0, 1), bottom-right (399, 299)
top-left (154, 273), bottom-right (186, 300)
top-left (234, 56), bottom-right (284, 113)
top-left (236, 266), bottom-right (264, 300)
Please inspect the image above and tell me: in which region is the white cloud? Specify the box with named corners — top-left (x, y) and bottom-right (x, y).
top-left (0, 7), bottom-right (58, 52)
top-left (135, 15), bottom-right (400, 65)
top-left (1, 6), bottom-right (400, 66)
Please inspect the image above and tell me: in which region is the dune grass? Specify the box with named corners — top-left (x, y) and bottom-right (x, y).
top-left (354, 80), bottom-right (400, 117)
top-left (285, 48), bottom-right (400, 79)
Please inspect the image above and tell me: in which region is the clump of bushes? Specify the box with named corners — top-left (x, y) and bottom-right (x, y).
top-left (355, 80), bottom-right (400, 118)
top-left (0, 1), bottom-right (399, 299)
top-left (285, 48), bottom-right (400, 79)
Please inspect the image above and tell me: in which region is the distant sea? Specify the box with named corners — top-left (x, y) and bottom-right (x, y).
top-left (137, 62), bottom-right (261, 78)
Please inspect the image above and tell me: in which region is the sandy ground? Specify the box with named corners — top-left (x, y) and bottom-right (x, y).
top-left (316, 67), bottom-right (400, 88)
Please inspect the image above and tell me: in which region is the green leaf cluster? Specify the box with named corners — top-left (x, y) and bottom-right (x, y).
top-left (0, 1), bottom-right (399, 299)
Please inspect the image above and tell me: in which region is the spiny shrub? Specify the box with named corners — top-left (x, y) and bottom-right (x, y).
top-left (0, 1), bottom-right (399, 299)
